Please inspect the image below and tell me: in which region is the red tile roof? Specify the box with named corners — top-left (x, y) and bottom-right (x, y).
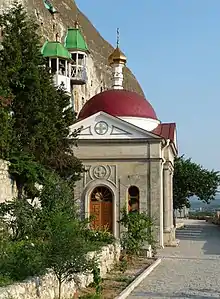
top-left (152, 123), bottom-right (176, 142)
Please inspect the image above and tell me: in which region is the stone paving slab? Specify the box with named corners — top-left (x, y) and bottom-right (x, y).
top-left (128, 220), bottom-right (220, 299)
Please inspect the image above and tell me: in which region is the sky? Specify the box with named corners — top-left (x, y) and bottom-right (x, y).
top-left (76, 0), bottom-right (220, 171)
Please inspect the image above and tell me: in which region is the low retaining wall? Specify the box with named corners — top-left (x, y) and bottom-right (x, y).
top-left (0, 243), bottom-right (120, 299)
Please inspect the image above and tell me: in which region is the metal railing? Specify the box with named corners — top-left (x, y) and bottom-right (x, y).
top-left (70, 65), bottom-right (88, 82)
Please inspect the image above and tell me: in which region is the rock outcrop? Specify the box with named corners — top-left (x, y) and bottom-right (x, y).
top-left (0, 0), bottom-right (144, 111)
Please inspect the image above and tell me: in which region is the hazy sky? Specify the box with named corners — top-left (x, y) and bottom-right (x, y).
top-left (76, 0), bottom-right (220, 171)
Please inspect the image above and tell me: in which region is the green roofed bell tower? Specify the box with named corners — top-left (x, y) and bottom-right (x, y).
top-left (65, 21), bottom-right (88, 52)
top-left (64, 20), bottom-right (89, 86)
top-left (41, 35), bottom-right (71, 95)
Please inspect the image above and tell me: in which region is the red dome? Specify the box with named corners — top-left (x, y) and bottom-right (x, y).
top-left (78, 90), bottom-right (158, 120)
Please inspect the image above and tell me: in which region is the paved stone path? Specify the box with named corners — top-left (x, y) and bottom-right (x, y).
top-left (128, 219), bottom-right (220, 299)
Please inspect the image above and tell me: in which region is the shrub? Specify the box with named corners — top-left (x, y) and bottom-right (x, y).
top-left (0, 239), bottom-right (46, 282)
top-left (119, 207), bottom-right (156, 256)
top-left (84, 226), bottom-right (115, 246)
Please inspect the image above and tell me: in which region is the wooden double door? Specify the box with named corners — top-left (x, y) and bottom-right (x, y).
top-left (90, 186), bottom-right (113, 232)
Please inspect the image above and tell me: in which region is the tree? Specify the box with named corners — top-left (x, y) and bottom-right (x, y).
top-left (0, 91), bottom-right (13, 159)
top-left (9, 151), bottom-right (48, 199)
top-left (0, 177), bottom-right (100, 297)
top-left (119, 207), bottom-right (156, 256)
top-left (39, 179), bottom-right (100, 299)
top-left (173, 155), bottom-right (220, 210)
top-left (44, 211), bottom-right (94, 299)
top-left (0, 2), bottom-right (83, 196)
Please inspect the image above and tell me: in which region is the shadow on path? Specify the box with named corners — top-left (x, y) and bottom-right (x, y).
top-left (129, 220), bottom-right (220, 299)
top-left (176, 221), bottom-right (220, 256)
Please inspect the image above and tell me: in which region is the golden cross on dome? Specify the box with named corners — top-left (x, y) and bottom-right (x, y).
top-left (116, 27), bottom-right (120, 47)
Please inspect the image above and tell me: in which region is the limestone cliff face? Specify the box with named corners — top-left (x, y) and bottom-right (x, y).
top-left (0, 0), bottom-right (144, 111)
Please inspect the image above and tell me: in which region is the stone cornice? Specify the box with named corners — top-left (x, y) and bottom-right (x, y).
top-left (77, 138), bottom-right (162, 144)
top-left (81, 157), bottom-right (162, 162)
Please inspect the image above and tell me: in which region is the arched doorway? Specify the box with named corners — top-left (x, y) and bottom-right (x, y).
top-left (128, 186), bottom-right (140, 213)
top-left (90, 186), bottom-right (113, 232)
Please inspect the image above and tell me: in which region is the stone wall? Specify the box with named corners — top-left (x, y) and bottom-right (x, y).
top-left (0, 243), bottom-right (120, 299)
top-left (0, 159), bottom-right (17, 203)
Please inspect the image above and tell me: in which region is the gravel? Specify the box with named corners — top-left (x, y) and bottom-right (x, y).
top-left (128, 219), bottom-right (220, 299)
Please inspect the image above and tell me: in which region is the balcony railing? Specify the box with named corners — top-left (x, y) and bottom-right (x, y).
top-left (70, 65), bottom-right (88, 84)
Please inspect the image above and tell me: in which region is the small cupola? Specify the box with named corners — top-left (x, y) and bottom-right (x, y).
top-left (108, 28), bottom-right (127, 90)
top-left (64, 20), bottom-right (89, 85)
top-left (41, 36), bottom-right (71, 94)
top-left (108, 46), bottom-right (127, 66)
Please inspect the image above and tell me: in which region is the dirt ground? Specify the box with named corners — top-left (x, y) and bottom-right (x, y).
top-left (79, 256), bottom-right (154, 299)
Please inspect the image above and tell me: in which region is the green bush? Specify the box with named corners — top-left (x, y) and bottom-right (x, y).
top-left (0, 274), bottom-right (13, 287)
top-left (119, 208), bottom-right (156, 256)
top-left (188, 211), bottom-right (214, 220)
top-left (84, 226), bottom-right (115, 246)
top-left (0, 239), bottom-right (46, 282)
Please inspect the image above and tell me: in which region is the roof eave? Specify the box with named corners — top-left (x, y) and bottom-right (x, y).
top-left (43, 55), bottom-right (71, 60)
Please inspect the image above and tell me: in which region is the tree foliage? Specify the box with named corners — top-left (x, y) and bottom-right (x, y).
top-left (0, 177), bottom-right (104, 297)
top-left (0, 2), bottom-right (83, 196)
top-left (44, 211), bottom-right (94, 299)
top-left (9, 151), bottom-right (48, 199)
top-left (173, 155), bottom-right (220, 210)
top-left (0, 4), bottom-right (115, 297)
top-left (0, 91), bottom-right (13, 159)
top-left (119, 208), bottom-right (156, 256)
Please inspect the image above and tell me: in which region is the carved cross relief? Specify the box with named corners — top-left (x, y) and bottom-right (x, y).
top-left (93, 166), bottom-right (107, 179)
top-left (94, 121), bottom-right (108, 135)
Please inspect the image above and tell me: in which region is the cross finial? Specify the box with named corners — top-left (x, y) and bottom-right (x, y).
top-left (74, 11), bottom-right (79, 29)
top-left (55, 32), bottom-right (59, 42)
top-left (116, 27), bottom-right (120, 47)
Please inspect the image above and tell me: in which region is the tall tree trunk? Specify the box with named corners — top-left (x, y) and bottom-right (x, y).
top-left (58, 278), bottom-right (62, 299)
top-left (16, 181), bottom-right (23, 199)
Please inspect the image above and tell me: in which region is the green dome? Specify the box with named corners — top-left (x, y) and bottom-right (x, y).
top-left (64, 28), bottom-right (88, 52)
top-left (41, 41), bottom-right (71, 59)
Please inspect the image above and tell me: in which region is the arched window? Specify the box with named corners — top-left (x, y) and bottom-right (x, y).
top-left (128, 186), bottom-right (139, 213)
top-left (91, 186), bottom-right (112, 203)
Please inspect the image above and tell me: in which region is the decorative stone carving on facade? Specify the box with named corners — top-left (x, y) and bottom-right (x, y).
top-left (110, 125), bottom-right (132, 136)
top-left (90, 165), bottom-right (110, 181)
top-left (92, 165), bottom-right (108, 179)
top-left (94, 121), bottom-right (109, 135)
top-left (83, 164), bottom-right (117, 187)
top-left (79, 122), bottom-right (134, 138)
top-left (80, 126), bottom-right (92, 136)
